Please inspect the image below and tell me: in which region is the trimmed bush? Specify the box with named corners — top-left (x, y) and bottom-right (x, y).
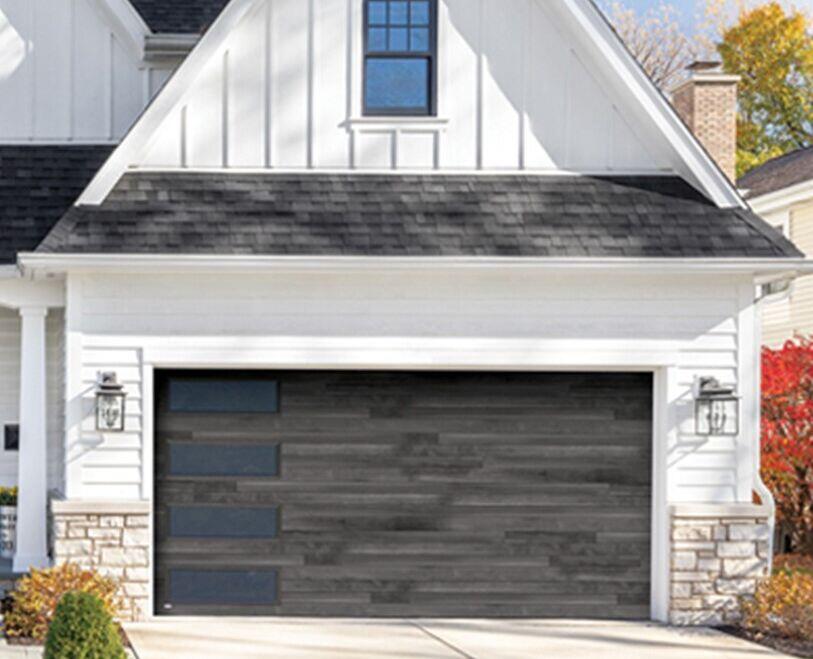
top-left (0, 487), bottom-right (18, 506)
top-left (741, 570), bottom-right (813, 641)
top-left (4, 564), bottom-right (122, 642)
top-left (44, 592), bottom-right (125, 659)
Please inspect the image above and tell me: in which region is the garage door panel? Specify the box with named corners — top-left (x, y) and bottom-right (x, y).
top-left (155, 370), bottom-right (652, 618)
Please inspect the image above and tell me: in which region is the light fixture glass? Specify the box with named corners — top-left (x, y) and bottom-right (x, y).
top-left (695, 377), bottom-right (738, 436)
top-left (95, 372), bottom-right (127, 433)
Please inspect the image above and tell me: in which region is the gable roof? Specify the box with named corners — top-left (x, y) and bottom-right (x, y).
top-left (739, 147), bottom-right (813, 199)
top-left (128, 0), bottom-right (229, 34)
top-left (38, 173), bottom-right (801, 259)
top-left (0, 145), bottom-right (115, 265)
top-left (77, 0), bottom-right (746, 211)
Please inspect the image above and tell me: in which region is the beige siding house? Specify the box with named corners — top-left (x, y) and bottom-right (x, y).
top-left (740, 148), bottom-right (813, 347)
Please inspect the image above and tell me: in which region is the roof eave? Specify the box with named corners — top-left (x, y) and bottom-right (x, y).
top-left (18, 253), bottom-right (813, 280)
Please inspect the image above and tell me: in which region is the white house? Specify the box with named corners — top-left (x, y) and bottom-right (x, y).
top-left (739, 148), bottom-right (813, 347)
top-left (0, 0), bottom-right (808, 626)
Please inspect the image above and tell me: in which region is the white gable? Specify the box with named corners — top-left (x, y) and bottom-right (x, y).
top-left (0, 0), bottom-right (148, 142)
top-left (81, 0), bottom-right (743, 208)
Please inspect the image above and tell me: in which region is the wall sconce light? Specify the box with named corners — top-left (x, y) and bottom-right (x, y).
top-left (695, 377), bottom-right (739, 436)
top-left (95, 372), bottom-right (127, 433)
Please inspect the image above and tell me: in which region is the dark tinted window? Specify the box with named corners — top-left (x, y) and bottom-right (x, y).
top-left (168, 378), bottom-right (279, 414)
top-left (169, 506), bottom-right (279, 539)
top-left (364, 0), bottom-right (436, 115)
top-left (169, 443), bottom-right (280, 477)
top-left (169, 570), bottom-right (278, 605)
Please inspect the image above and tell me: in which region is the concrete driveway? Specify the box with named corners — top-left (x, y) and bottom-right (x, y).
top-left (124, 619), bottom-right (787, 658)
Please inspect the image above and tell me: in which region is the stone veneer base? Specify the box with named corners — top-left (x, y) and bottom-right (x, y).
top-left (50, 499), bottom-right (150, 621)
top-left (669, 504), bottom-right (772, 626)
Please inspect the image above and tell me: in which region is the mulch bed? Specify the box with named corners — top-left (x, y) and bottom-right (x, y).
top-left (719, 626), bottom-right (813, 658)
top-left (5, 625), bottom-right (131, 648)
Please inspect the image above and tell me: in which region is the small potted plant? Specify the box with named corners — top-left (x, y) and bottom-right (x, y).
top-left (0, 487), bottom-right (18, 560)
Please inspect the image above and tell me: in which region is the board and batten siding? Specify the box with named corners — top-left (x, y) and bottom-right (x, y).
top-left (137, 0), bottom-right (675, 173)
top-left (66, 271), bottom-right (758, 505)
top-left (0, 0), bottom-right (151, 142)
top-left (0, 307), bottom-right (65, 490)
top-left (762, 200), bottom-right (813, 347)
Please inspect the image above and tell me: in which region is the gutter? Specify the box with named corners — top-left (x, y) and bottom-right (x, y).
top-left (18, 253), bottom-right (813, 276)
top-left (144, 34), bottom-right (199, 63)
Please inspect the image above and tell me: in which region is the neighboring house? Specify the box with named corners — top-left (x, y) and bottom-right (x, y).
top-left (0, 0), bottom-right (807, 627)
top-left (739, 148), bottom-right (813, 347)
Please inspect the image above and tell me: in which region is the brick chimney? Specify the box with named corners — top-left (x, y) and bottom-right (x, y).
top-left (671, 61), bottom-right (741, 182)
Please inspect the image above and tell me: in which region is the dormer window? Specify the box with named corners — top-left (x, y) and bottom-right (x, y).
top-left (364, 0), bottom-right (437, 116)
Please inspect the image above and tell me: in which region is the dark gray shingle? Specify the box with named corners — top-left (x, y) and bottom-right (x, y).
top-left (739, 147), bottom-right (813, 198)
top-left (129, 0), bottom-right (229, 34)
top-left (37, 173), bottom-right (802, 259)
top-left (0, 145), bottom-right (114, 264)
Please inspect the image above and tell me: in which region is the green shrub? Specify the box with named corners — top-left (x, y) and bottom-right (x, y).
top-left (44, 592), bottom-right (125, 659)
top-left (0, 487), bottom-right (18, 506)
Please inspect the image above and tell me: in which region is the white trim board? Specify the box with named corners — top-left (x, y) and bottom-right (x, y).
top-left (19, 253), bottom-right (813, 278)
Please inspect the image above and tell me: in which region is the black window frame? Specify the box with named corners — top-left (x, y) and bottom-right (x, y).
top-left (363, 0), bottom-right (438, 117)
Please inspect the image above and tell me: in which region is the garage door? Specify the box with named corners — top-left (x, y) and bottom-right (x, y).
top-left (154, 371), bottom-right (652, 618)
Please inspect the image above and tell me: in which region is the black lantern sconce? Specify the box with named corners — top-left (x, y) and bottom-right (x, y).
top-left (695, 377), bottom-right (739, 436)
top-left (95, 372), bottom-right (127, 433)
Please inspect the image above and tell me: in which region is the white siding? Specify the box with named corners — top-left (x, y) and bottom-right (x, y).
top-left (0, 0), bottom-right (145, 142)
top-left (0, 307), bottom-right (64, 490)
top-left (69, 271), bottom-right (757, 504)
top-left (138, 0), bottom-right (671, 173)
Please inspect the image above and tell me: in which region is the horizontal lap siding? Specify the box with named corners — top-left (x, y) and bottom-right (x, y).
top-left (155, 371), bottom-right (652, 618)
top-left (73, 271), bottom-right (748, 503)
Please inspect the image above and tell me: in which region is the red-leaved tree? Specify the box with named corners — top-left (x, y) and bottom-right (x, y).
top-left (762, 338), bottom-right (813, 554)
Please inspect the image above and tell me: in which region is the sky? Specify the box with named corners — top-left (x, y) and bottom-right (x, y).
top-left (604, 0), bottom-right (813, 31)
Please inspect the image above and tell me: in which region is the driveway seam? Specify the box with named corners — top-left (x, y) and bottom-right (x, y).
top-left (409, 622), bottom-right (477, 659)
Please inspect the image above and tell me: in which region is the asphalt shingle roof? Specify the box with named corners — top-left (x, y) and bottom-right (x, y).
top-left (129, 0), bottom-right (230, 34)
top-left (37, 173), bottom-right (801, 259)
top-left (739, 147), bottom-right (813, 199)
top-left (0, 145), bottom-right (114, 265)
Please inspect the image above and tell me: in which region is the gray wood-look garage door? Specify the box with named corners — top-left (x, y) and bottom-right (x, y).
top-left (154, 371), bottom-right (652, 618)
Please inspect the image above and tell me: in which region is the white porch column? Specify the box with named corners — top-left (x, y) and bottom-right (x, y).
top-left (14, 306), bottom-right (49, 573)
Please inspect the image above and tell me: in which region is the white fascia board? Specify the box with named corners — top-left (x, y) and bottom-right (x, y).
top-left (749, 179), bottom-right (813, 216)
top-left (563, 0), bottom-right (744, 210)
top-left (18, 253), bottom-right (813, 278)
top-left (87, 0), bottom-right (151, 61)
top-left (78, 0), bottom-right (261, 206)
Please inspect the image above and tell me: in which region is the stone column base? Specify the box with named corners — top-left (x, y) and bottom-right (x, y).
top-left (50, 499), bottom-right (150, 621)
top-left (670, 504), bottom-right (772, 626)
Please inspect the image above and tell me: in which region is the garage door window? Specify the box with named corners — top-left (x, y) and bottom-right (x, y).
top-left (168, 442), bottom-right (280, 477)
top-left (168, 378), bottom-right (279, 414)
top-left (169, 570), bottom-right (279, 606)
top-left (169, 506), bottom-right (279, 539)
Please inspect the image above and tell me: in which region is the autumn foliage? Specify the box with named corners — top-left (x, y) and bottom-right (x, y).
top-left (4, 564), bottom-right (122, 642)
top-left (741, 569), bottom-right (813, 641)
top-left (762, 338), bottom-right (813, 554)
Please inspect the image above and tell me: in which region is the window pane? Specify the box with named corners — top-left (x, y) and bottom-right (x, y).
top-left (410, 27), bottom-right (429, 52)
top-left (169, 506), bottom-right (279, 539)
top-left (368, 1), bottom-right (387, 24)
top-left (389, 1), bottom-right (408, 25)
top-left (368, 27), bottom-right (387, 51)
top-left (365, 58), bottom-right (429, 112)
top-left (410, 1), bottom-right (430, 25)
top-left (168, 378), bottom-right (279, 414)
top-left (169, 442), bottom-right (280, 477)
top-left (389, 27), bottom-right (408, 51)
top-left (170, 570), bottom-right (278, 606)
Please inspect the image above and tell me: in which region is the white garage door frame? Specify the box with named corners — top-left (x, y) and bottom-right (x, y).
top-left (139, 343), bottom-right (678, 622)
